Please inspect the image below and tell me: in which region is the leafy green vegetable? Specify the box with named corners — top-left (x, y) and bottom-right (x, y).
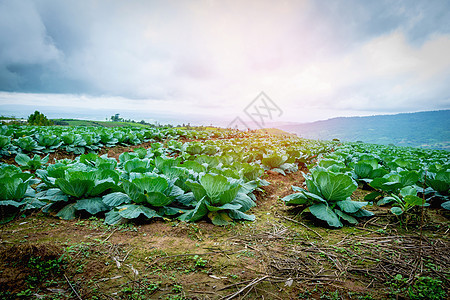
top-left (0, 164), bottom-right (39, 223)
top-left (283, 168), bottom-right (372, 227)
top-left (15, 153), bottom-right (49, 170)
top-left (180, 174), bottom-right (255, 225)
top-left (378, 186), bottom-right (429, 216)
top-left (426, 170), bottom-right (450, 194)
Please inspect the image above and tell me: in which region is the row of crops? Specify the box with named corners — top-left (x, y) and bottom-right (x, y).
top-left (0, 125), bottom-right (250, 156)
top-left (1, 124), bottom-right (449, 228)
top-left (284, 143), bottom-right (450, 227)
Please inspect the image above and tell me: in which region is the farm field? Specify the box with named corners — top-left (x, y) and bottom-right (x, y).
top-left (51, 119), bottom-right (153, 128)
top-left (0, 124), bottom-right (449, 300)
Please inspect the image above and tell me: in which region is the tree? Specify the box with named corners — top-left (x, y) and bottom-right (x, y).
top-left (28, 111), bottom-right (52, 126)
top-left (110, 114), bottom-right (122, 122)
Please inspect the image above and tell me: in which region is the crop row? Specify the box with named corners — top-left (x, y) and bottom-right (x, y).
top-left (283, 142), bottom-right (449, 227)
top-left (0, 125), bottom-right (251, 157)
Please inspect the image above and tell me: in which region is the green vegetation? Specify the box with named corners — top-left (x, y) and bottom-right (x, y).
top-left (388, 274), bottom-right (446, 300)
top-left (0, 119), bottom-right (448, 299)
top-left (1, 123), bottom-right (449, 227)
top-left (313, 142), bottom-right (449, 214)
top-left (52, 118), bottom-right (153, 128)
top-left (15, 153), bottom-right (49, 170)
top-left (28, 111), bottom-right (53, 126)
top-left (408, 276), bottom-right (446, 300)
top-left (377, 186), bottom-right (427, 216)
top-left (283, 167), bottom-right (373, 227)
top-left (0, 163), bottom-right (40, 224)
top-left (0, 124), bottom-right (189, 156)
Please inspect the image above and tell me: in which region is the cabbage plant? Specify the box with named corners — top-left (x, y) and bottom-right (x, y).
top-left (38, 167), bottom-right (120, 220)
top-left (179, 174), bottom-right (256, 225)
top-left (36, 134), bottom-right (62, 153)
top-left (377, 186), bottom-right (429, 215)
top-left (351, 159), bottom-right (389, 182)
top-left (426, 170), bottom-right (450, 195)
top-left (261, 152), bottom-right (298, 175)
top-left (424, 170), bottom-right (449, 210)
top-left (0, 164), bottom-right (42, 223)
top-left (15, 153), bottom-right (49, 171)
top-left (102, 175), bottom-right (186, 224)
top-left (368, 171), bottom-right (421, 194)
top-left (0, 135), bottom-right (18, 157)
top-left (14, 136), bottom-right (45, 153)
top-left (282, 167), bottom-right (373, 227)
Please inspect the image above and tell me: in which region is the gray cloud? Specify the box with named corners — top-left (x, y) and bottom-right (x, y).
top-left (310, 0), bottom-right (450, 46)
top-left (0, 0), bottom-right (449, 122)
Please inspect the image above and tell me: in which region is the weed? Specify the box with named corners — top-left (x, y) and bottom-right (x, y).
top-left (26, 255), bottom-right (66, 284)
top-left (164, 295), bottom-right (186, 300)
top-left (193, 255), bottom-right (207, 267)
top-left (87, 216), bottom-right (109, 230)
top-left (186, 223), bottom-right (203, 241)
top-left (6, 254), bottom-right (68, 299)
top-left (387, 274), bottom-right (408, 297)
top-left (320, 289), bottom-right (342, 300)
top-left (172, 284), bottom-right (183, 293)
top-left (408, 276), bottom-right (446, 300)
top-left (64, 242), bottom-right (93, 258)
top-left (16, 289), bottom-right (34, 297)
top-left (298, 289), bottom-right (312, 299)
top-left (120, 279), bottom-right (161, 299)
top-left (75, 220), bottom-right (86, 226)
top-left (331, 246), bottom-right (348, 254)
top-left (347, 291), bottom-right (375, 299)
top-left (110, 222), bottom-right (139, 232)
top-left (0, 291), bottom-right (16, 300)
top-left (236, 250), bottom-right (255, 258)
top-left (387, 274), bottom-right (446, 300)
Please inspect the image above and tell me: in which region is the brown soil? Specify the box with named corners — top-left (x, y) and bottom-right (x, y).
top-left (1, 192), bottom-right (449, 299)
top-left (97, 141), bottom-right (157, 161)
top-left (0, 242), bottom-right (64, 294)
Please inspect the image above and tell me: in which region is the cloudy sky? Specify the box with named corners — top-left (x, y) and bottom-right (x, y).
top-left (1, 0), bottom-right (450, 125)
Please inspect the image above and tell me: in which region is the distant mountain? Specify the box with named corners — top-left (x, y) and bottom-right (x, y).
top-left (277, 110), bottom-right (450, 150)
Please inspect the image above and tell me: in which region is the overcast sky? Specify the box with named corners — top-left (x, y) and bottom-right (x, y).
top-left (1, 0), bottom-right (450, 125)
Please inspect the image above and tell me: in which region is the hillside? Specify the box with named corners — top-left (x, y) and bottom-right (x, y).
top-left (51, 119), bottom-right (151, 128)
top-left (278, 110), bottom-right (450, 150)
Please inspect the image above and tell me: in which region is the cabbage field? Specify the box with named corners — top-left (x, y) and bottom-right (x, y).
top-left (0, 124), bottom-right (448, 299)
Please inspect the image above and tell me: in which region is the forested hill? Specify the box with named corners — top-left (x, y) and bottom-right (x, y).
top-left (278, 110), bottom-right (450, 150)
